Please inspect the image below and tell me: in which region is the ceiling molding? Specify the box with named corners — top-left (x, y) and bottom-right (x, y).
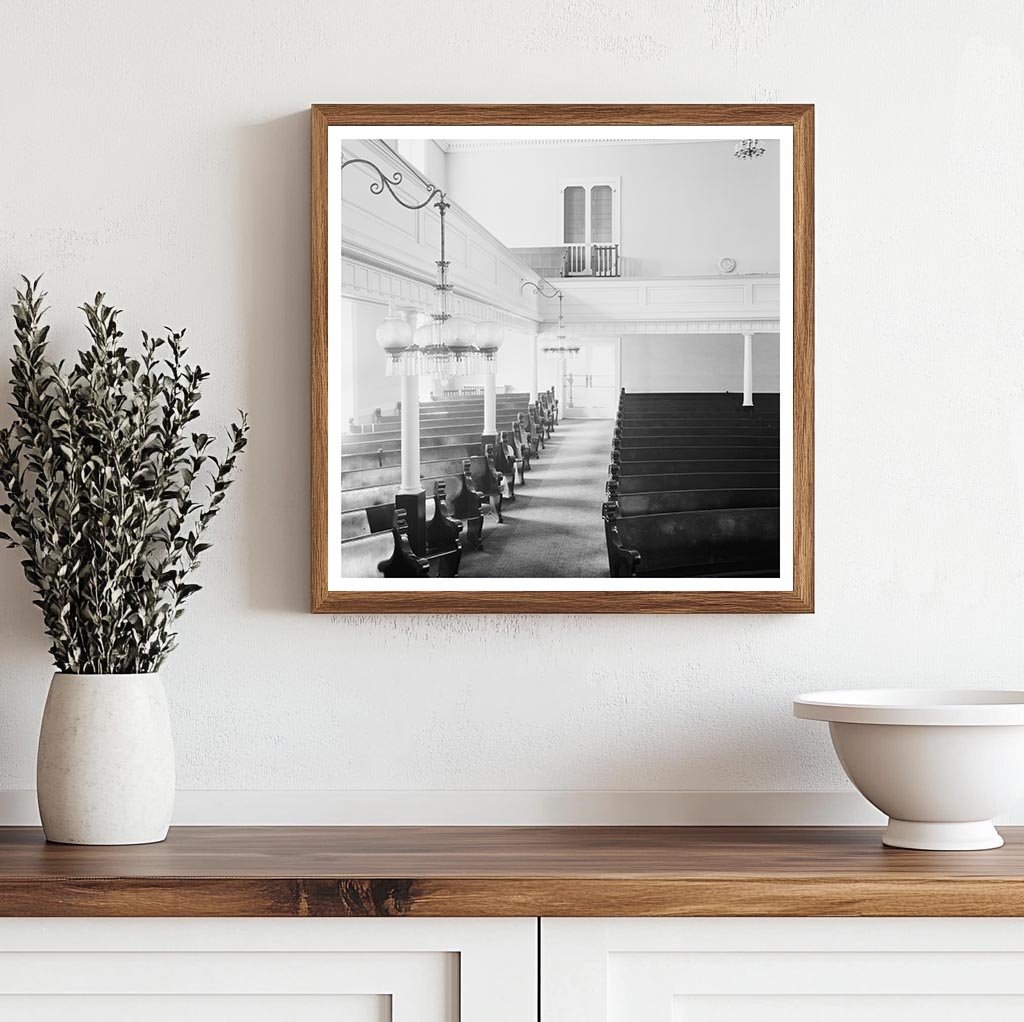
top-left (542, 319), bottom-right (782, 336)
top-left (440, 139), bottom-right (738, 153)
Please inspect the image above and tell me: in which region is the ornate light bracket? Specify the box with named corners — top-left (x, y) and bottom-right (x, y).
top-left (339, 157), bottom-right (445, 211)
top-left (341, 153), bottom-right (502, 378)
top-left (522, 279), bottom-right (580, 361)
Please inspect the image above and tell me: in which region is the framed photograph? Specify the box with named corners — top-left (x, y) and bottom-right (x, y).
top-left (312, 104), bottom-right (813, 613)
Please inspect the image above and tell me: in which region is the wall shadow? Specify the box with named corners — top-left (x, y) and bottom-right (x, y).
top-left (234, 112), bottom-right (312, 615)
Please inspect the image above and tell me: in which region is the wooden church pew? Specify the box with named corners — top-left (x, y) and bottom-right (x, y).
top-left (341, 488), bottom-right (463, 578)
top-left (615, 442), bottom-right (780, 459)
top-left (604, 506), bottom-right (781, 578)
top-left (615, 426), bottom-right (780, 439)
top-left (615, 434), bottom-right (780, 448)
top-left (612, 471), bottom-right (781, 494)
top-left (339, 509), bottom-right (429, 578)
top-left (609, 487), bottom-right (781, 517)
top-left (613, 458), bottom-right (781, 477)
top-left (425, 481), bottom-right (463, 577)
top-left (604, 390), bottom-right (782, 580)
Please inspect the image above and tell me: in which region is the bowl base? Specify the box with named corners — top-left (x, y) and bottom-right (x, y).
top-left (882, 819), bottom-right (1004, 851)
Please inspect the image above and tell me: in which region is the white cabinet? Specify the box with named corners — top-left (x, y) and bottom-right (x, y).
top-left (10, 915), bottom-right (1024, 1019)
top-left (0, 918), bottom-right (536, 1022)
top-left (542, 918), bottom-right (1024, 1022)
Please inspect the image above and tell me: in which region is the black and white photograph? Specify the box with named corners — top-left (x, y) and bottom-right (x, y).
top-left (320, 118), bottom-right (805, 604)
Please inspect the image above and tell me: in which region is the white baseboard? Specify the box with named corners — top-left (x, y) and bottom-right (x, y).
top-left (3, 788), bottom-right (1019, 827)
top-left (0, 789), bottom-right (894, 826)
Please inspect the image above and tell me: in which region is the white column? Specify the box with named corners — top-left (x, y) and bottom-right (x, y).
top-left (557, 358), bottom-right (566, 412)
top-left (399, 372), bottom-right (420, 493)
top-left (484, 368), bottom-right (497, 436)
top-left (530, 334), bottom-right (539, 403)
top-left (742, 332), bottom-right (754, 407)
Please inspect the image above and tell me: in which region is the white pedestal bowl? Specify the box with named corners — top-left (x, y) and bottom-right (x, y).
top-left (794, 690), bottom-right (1024, 850)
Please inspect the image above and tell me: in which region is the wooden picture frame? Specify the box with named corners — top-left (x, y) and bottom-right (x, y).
top-left (312, 104), bottom-right (813, 613)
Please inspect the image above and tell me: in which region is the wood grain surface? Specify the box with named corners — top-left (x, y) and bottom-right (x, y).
top-left (310, 103), bottom-right (814, 614)
top-left (2, 825), bottom-right (1021, 918)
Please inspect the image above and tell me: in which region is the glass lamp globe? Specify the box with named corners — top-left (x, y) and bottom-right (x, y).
top-left (413, 322), bottom-right (437, 348)
top-left (375, 313), bottom-right (413, 354)
top-left (444, 315), bottom-right (478, 353)
top-left (475, 320), bottom-right (505, 353)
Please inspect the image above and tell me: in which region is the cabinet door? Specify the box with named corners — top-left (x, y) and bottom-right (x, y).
top-left (542, 917), bottom-right (1024, 1022)
top-left (0, 917), bottom-right (536, 1022)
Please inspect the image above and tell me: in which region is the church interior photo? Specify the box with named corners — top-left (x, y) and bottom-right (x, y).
top-left (330, 133), bottom-right (785, 583)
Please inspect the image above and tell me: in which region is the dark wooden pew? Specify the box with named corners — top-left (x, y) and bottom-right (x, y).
top-left (541, 387), bottom-right (559, 424)
top-left (617, 419), bottom-right (780, 432)
top-left (604, 390), bottom-right (782, 580)
top-left (513, 421), bottom-right (533, 473)
top-left (478, 445), bottom-right (506, 523)
top-left (339, 509), bottom-right (429, 578)
top-left (612, 471), bottom-right (781, 494)
top-left (425, 481), bottom-right (462, 577)
top-left (607, 487), bottom-right (781, 517)
top-left (611, 458), bottom-right (780, 478)
top-left (449, 459), bottom-right (486, 550)
top-left (615, 434), bottom-right (779, 448)
top-left (341, 497), bottom-right (460, 577)
top-left (517, 412), bottom-right (541, 458)
top-left (342, 441), bottom-right (484, 473)
top-left (342, 428), bottom-right (520, 456)
top-left (527, 406), bottom-right (548, 447)
top-left (615, 431), bottom-right (781, 443)
top-left (604, 506), bottom-right (780, 578)
top-left (538, 390), bottom-right (557, 432)
top-left (494, 433), bottom-right (520, 498)
top-left (341, 445), bottom-right (520, 516)
top-left (613, 445), bottom-right (780, 463)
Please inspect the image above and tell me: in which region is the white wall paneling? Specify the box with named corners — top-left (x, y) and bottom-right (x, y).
top-left (0, 918), bottom-right (537, 1022)
top-left (340, 255), bottom-right (539, 335)
top-left (541, 918), bottom-right (1024, 1022)
top-left (544, 275), bottom-right (780, 332)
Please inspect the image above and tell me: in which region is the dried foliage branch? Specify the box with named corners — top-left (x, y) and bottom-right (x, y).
top-left (0, 277), bottom-right (249, 673)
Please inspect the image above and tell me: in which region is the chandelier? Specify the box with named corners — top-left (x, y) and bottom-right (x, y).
top-left (734, 139), bottom-right (766, 160)
top-left (521, 280), bottom-right (581, 361)
top-left (340, 153), bottom-right (504, 378)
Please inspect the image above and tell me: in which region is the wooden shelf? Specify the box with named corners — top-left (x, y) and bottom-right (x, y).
top-left (2, 825), bottom-right (1024, 917)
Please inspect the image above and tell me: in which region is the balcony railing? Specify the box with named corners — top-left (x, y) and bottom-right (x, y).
top-left (563, 243), bottom-right (620, 278)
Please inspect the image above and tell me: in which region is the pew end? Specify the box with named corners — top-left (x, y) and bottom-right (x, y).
top-left (377, 509), bottom-right (430, 578)
top-left (605, 520), bottom-right (643, 578)
top-left (426, 481), bottom-right (463, 577)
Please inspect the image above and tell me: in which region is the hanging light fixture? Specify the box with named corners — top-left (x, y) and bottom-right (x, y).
top-left (342, 152), bottom-right (504, 379)
top-left (734, 139), bottom-right (766, 160)
top-left (521, 282), bottom-right (580, 361)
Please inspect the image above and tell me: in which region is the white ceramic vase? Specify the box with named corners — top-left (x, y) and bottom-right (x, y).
top-left (36, 673), bottom-right (175, 845)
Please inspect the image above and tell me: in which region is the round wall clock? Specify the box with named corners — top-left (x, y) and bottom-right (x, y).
top-left (718, 256), bottom-right (737, 273)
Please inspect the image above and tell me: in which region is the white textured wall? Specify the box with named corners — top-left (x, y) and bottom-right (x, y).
top-left (1, 1), bottom-right (1024, 816)
top-left (447, 139), bottom-right (780, 276)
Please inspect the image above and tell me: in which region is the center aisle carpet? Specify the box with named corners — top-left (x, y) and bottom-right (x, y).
top-left (459, 417), bottom-right (613, 579)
